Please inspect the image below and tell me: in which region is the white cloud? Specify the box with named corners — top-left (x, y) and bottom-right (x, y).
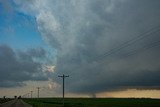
top-left (43, 65), bottom-right (56, 73)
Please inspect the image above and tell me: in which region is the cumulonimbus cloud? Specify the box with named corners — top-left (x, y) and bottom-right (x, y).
top-left (13, 0), bottom-right (160, 94)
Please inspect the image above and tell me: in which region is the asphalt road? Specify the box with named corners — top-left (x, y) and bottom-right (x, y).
top-left (0, 99), bottom-right (32, 107)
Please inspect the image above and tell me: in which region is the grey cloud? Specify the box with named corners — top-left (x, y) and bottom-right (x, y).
top-left (0, 81), bottom-right (25, 88)
top-left (14, 0), bottom-right (160, 94)
top-left (0, 0), bottom-right (13, 13)
top-left (0, 45), bottom-right (49, 87)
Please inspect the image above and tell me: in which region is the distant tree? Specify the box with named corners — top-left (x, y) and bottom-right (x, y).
top-left (14, 96), bottom-right (17, 99)
top-left (3, 96), bottom-right (6, 99)
top-left (18, 96), bottom-right (21, 99)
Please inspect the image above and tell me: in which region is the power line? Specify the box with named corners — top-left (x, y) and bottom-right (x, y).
top-left (94, 25), bottom-right (160, 62)
top-left (58, 74), bottom-right (69, 98)
top-left (68, 25), bottom-right (160, 75)
top-left (37, 87), bottom-right (40, 98)
top-left (68, 25), bottom-right (160, 74)
top-left (58, 74), bottom-right (69, 106)
top-left (30, 91), bottom-right (33, 98)
top-left (123, 40), bottom-right (160, 57)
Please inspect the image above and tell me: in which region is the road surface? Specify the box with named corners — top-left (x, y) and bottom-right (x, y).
top-left (0, 99), bottom-right (32, 107)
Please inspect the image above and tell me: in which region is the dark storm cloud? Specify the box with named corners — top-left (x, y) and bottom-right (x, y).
top-left (53, 0), bottom-right (160, 94)
top-left (0, 45), bottom-right (48, 87)
top-left (14, 0), bottom-right (160, 94)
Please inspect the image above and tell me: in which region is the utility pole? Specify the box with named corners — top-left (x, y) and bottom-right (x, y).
top-left (28, 93), bottom-right (30, 98)
top-left (37, 87), bottom-right (40, 98)
top-left (58, 74), bottom-right (69, 106)
top-left (30, 91), bottom-right (33, 98)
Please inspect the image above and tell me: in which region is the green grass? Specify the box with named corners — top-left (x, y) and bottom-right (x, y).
top-left (23, 98), bottom-right (160, 107)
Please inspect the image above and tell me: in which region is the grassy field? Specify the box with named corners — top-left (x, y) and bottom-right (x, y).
top-left (23, 98), bottom-right (160, 107)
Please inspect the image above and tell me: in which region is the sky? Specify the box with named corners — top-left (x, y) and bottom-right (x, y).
top-left (0, 0), bottom-right (160, 98)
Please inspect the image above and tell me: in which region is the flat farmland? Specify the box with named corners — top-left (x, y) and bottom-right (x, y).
top-left (23, 98), bottom-right (160, 107)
